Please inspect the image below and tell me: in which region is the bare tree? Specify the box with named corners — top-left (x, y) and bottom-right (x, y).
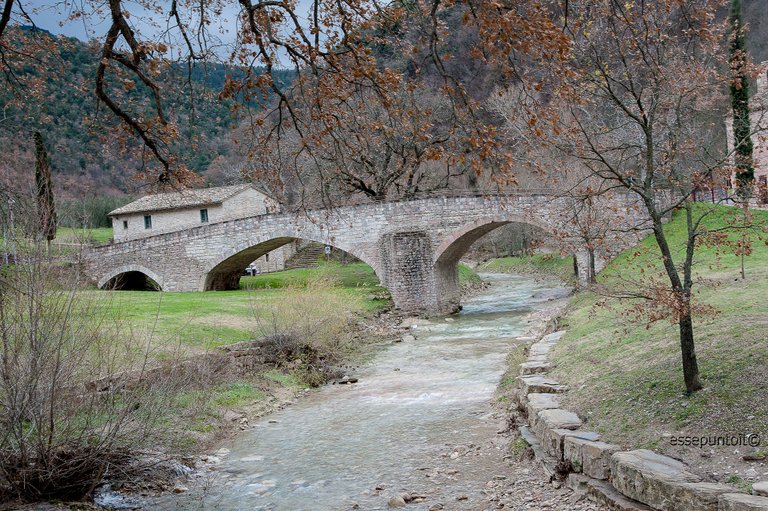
top-left (539, 0), bottom-right (766, 394)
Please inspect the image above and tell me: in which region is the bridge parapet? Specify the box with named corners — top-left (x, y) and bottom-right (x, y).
top-left (86, 193), bottom-right (646, 314)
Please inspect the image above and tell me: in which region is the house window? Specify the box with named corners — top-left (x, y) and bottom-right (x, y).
top-left (123, 220), bottom-right (128, 230)
top-left (144, 215), bottom-right (152, 229)
top-left (200, 208), bottom-right (209, 223)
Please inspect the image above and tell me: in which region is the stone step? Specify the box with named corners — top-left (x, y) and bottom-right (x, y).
top-left (518, 425), bottom-right (560, 476)
top-left (529, 342), bottom-right (554, 356)
top-left (519, 375), bottom-right (569, 397)
top-left (526, 392), bottom-right (562, 420)
top-left (519, 425), bottom-right (541, 448)
top-left (534, 408), bottom-right (582, 433)
top-left (610, 449), bottom-right (732, 511)
top-left (587, 478), bottom-right (654, 511)
top-left (564, 437), bottom-right (621, 480)
top-left (754, 482), bottom-right (768, 497)
top-left (520, 361), bottom-right (552, 375)
top-left (542, 429), bottom-right (601, 460)
top-left (719, 493), bottom-right (768, 510)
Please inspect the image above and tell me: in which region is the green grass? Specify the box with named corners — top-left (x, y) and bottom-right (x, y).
top-left (211, 383), bottom-right (266, 407)
top-left (89, 285), bottom-right (378, 352)
top-left (56, 227), bottom-right (113, 245)
top-left (551, 204), bottom-right (768, 460)
top-left (478, 253), bottom-right (575, 281)
top-left (241, 262), bottom-right (383, 290)
top-left (242, 261), bottom-right (479, 290)
top-left (600, 204), bottom-right (768, 282)
top-left (260, 369), bottom-right (304, 388)
top-left (458, 263), bottom-right (483, 286)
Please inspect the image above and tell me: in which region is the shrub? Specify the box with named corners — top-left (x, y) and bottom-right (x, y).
top-left (0, 245), bottom-right (168, 502)
top-left (253, 276), bottom-right (356, 386)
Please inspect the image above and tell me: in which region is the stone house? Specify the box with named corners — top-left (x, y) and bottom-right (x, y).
top-left (109, 184), bottom-right (295, 272)
top-left (725, 61), bottom-right (768, 203)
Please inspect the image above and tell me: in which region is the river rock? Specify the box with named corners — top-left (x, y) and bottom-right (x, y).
top-left (754, 482), bottom-right (768, 497)
top-left (610, 450), bottom-right (732, 511)
top-left (222, 410), bottom-right (244, 422)
top-left (402, 334), bottom-right (416, 342)
top-left (400, 317), bottom-right (432, 328)
top-left (720, 493), bottom-right (768, 510)
top-left (387, 496), bottom-right (406, 508)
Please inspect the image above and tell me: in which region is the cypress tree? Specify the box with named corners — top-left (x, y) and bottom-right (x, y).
top-left (34, 131), bottom-right (57, 242)
top-left (729, 0), bottom-right (755, 200)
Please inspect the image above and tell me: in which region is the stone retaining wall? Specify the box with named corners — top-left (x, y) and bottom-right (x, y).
top-left (513, 330), bottom-right (768, 511)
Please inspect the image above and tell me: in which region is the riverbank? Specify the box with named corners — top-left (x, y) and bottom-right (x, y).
top-left (125, 273), bottom-right (582, 510)
top-left (477, 254), bottom-right (576, 284)
top-left (0, 262), bottom-right (485, 510)
top-left (549, 206), bottom-right (768, 492)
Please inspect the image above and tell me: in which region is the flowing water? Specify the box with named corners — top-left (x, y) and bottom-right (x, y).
top-left (150, 273), bottom-right (570, 511)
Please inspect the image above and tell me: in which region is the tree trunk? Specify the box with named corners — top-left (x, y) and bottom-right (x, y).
top-left (647, 207), bottom-right (703, 394)
top-left (588, 248), bottom-right (596, 284)
top-left (678, 306), bottom-right (703, 394)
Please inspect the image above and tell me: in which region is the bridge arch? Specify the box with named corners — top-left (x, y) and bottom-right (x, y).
top-left (202, 234), bottom-right (382, 291)
top-left (98, 264), bottom-right (164, 291)
top-left (432, 215), bottom-right (564, 313)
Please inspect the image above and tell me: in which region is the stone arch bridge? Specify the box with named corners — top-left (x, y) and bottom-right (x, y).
top-left (85, 192), bottom-right (643, 315)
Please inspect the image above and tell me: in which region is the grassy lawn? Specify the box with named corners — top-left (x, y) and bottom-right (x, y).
top-left (90, 285), bottom-right (381, 355)
top-left (89, 260), bottom-right (485, 358)
top-left (550, 204), bottom-right (768, 471)
top-left (478, 253), bottom-right (575, 282)
top-left (56, 227), bottom-right (113, 245)
top-left (242, 261), bottom-right (480, 290)
top-left (78, 261), bottom-right (408, 453)
top-left (241, 261), bottom-right (382, 290)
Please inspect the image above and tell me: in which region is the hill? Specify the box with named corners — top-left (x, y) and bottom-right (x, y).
top-left (0, 28), bottom-right (293, 204)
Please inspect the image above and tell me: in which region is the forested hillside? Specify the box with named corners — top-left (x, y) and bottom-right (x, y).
top-left (1, 1), bottom-right (765, 215)
top-left (0, 27), bottom-right (293, 208)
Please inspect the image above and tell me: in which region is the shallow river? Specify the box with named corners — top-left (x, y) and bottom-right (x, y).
top-left (151, 273), bottom-right (570, 511)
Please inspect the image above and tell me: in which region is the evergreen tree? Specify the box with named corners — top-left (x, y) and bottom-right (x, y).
top-left (729, 0), bottom-right (755, 199)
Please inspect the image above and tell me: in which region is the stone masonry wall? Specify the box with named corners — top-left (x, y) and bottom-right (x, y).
top-left (89, 193), bottom-right (646, 314)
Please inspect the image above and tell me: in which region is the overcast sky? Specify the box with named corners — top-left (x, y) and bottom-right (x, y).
top-left (19, 0), bottom-right (323, 66)
top-left (18, 0), bottom-right (264, 60)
